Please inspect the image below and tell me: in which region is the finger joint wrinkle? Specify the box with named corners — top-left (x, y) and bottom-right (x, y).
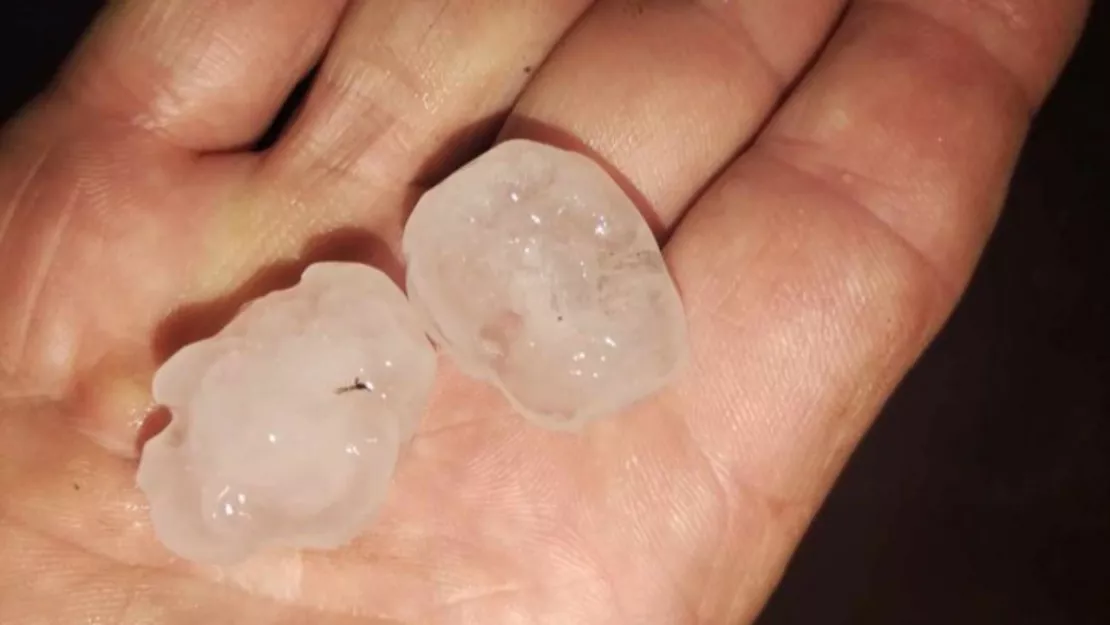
top-left (865, 0), bottom-right (1042, 114)
top-left (756, 143), bottom-right (957, 311)
top-left (691, 0), bottom-right (790, 91)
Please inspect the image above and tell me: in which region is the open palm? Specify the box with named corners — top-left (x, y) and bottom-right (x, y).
top-left (0, 1), bottom-right (1088, 623)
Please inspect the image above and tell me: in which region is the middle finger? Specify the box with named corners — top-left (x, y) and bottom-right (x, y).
top-left (262, 0), bottom-right (596, 223)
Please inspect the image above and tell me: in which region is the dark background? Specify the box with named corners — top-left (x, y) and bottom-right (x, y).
top-left (2, 2), bottom-right (1107, 624)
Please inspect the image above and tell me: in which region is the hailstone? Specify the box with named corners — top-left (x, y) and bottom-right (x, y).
top-left (137, 262), bottom-right (435, 565)
top-left (402, 139), bottom-right (687, 430)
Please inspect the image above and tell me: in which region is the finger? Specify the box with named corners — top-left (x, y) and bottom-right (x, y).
top-left (661, 0), bottom-right (1089, 620)
top-left (260, 0), bottom-right (595, 216)
top-left (58, 0), bottom-right (348, 151)
top-left (499, 0), bottom-right (848, 232)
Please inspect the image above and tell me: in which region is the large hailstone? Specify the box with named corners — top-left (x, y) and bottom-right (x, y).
top-left (403, 139), bottom-right (687, 430)
top-left (137, 263), bottom-right (435, 565)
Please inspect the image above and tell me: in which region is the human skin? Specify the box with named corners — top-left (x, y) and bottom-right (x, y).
top-left (0, 0), bottom-right (1090, 623)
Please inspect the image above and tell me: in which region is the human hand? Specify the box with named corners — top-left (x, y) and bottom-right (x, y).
top-left (0, 0), bottom-right (1089, 623)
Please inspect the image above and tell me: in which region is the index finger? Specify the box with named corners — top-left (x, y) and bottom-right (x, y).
top-left (662, 0), bottom-right (1088, 619)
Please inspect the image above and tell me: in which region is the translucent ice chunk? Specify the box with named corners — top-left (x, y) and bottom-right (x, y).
top-left (137, 262), bottom-right (436, 565)
top-left (402, 139), bottom-right (687, 430)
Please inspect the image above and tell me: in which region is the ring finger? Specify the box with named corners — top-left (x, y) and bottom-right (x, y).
top-left (500, 0), bottom-right (849, 232)
top-left (256, 0), bottom-right (597, 243)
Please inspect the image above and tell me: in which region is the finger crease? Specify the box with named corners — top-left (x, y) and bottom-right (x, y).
top-left (692, 2), bottom-right (789, 92)
top-left (866, 0), bottom-right (1039, 114)
top-left (756, 144), bottom-right (958, 303)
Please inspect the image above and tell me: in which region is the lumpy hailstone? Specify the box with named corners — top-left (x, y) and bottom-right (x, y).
top-left (137, 263), bottom-right (436, 565)
top-left (403, 139), bottom-right (687, 429)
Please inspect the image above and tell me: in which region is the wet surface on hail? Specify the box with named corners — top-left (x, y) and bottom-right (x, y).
top-left (137, 263), bottom-right (435, 565)
top-left (403, 139), bottom-right (688, 430)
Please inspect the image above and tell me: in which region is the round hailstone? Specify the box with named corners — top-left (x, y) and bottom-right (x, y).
top-left (402, 139), bottom-right (687, 430)
top-left (137, 262), bottom-right (436, 565)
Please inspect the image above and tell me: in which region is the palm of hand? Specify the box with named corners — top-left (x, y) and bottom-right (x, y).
top-left (0, 79), bottom-right (747, 625)
top-left (0, 1), bottom-right (1087, 623)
